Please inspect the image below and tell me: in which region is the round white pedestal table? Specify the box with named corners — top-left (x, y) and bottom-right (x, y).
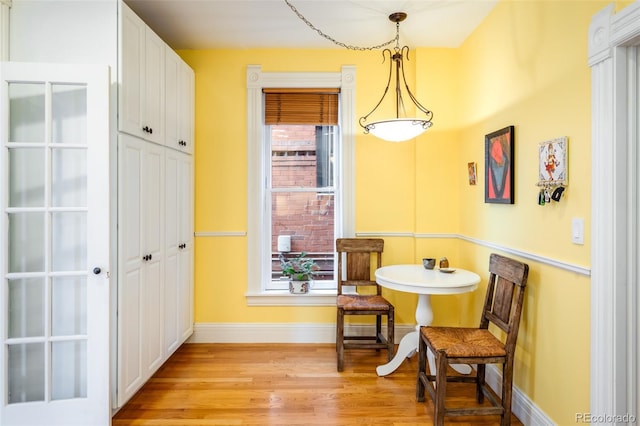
top-left (374, 264), bottom-right (480, 376)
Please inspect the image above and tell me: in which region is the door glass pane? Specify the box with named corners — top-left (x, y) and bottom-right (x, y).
top-left (52, 212), bottom-right (86, 271)
top-left (52, 276), bottom-right (87, 336)
top-left (52, 148), bottom-right (87, 207)
top-left (8, 212), bottom-right (45, 273)
top-left (8, 278), bottom-right (45, 338)
top-left (9, 83), bottom-right (45, 143)
top-left (52, 84), bottom-right (87, 145)
top-left (52, 341), bottom-right (87, 400)
top-left (8, 343), bottom-right (45, 403)
top-left (8, 148), bottom-right (45, 207)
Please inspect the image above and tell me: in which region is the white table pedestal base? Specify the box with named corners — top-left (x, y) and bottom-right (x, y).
top-left (376, 294), bottom-right (472, 376)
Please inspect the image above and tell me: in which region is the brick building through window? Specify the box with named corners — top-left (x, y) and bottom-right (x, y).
top-left (270, 125), bottom-right (335, 281)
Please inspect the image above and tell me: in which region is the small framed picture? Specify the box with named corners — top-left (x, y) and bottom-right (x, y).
top-left (485, 126), bottom-right (515, 204)
top-left (538, 137), bottom-right (567, 186)
top-left (467, 162), bottom-right (477, 185)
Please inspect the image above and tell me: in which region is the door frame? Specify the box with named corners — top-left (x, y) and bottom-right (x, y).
top-left (589, 2), bottom-right (640, 420)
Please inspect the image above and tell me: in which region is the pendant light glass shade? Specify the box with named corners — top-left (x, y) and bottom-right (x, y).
top-left (364, 118), bottom-right (433, 142)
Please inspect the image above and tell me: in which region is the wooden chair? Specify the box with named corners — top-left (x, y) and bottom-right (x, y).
top-left (416, 253), bottom-right (529, 426)
top-left (336, 238), bottom-right (394, 372)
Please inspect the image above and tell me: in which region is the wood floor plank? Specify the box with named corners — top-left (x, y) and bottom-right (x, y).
top-left (113, 343), bottom-right (524, 426)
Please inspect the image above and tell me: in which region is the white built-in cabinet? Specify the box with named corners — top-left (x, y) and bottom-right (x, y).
top-left (116, 3), bottom-right (194, 407)
top-left (7, 0), bottom-right (195, 412)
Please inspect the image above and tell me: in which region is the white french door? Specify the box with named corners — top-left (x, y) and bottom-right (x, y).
top-left (0, 62), bottom-right (110, 425)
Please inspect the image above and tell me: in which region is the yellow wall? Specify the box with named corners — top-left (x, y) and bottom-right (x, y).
top-left (179, 1), bottom-right (626, 423)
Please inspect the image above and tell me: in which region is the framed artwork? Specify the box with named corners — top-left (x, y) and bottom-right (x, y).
top-left (485, 126), bottom-right (515, 204)
top-left (538, 137), bottom-right (567, 186)
top-left (467, 162), bottom-right (477, 185)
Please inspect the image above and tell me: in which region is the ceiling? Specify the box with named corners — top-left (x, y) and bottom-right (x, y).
top-left (124, 0), bottom-right (498, 50)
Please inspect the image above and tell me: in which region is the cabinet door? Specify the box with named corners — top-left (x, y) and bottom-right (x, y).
top-left (142, 143), bottom-right (164, 376)
top-left (165, 49), bottom-right (194, 153)
top-left (178, 61), bottom-right (195, 154)
top-left (143, 28), bottom-right (165, 145)
top-left (117, 134), bottom-right (145, 406)
top-left (163, 149), bottom-right (180, 355)
top-left (164, 150), bottom-right (193, 354)
top-left (164, 49), bottom-right (180, 150)
top-left (118, 3), bottom-right (145, 139)
top-left (178, 153), bottom-right (194, 339)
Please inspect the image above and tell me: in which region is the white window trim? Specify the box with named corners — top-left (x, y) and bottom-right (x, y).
top-left (246, 65), bottom-right (355, 306)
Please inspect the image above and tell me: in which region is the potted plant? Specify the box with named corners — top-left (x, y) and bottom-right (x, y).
top-left (280, 252), bottom-right (319, 294)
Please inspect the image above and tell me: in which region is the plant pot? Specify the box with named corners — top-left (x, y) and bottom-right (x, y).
top-left (289, 280), bottom-right (310, 294)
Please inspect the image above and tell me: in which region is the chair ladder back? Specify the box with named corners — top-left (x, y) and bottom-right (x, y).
top-left (481, 254), bottom-right (530, 346)
top-left (336, 238), bottom-right (383, 296)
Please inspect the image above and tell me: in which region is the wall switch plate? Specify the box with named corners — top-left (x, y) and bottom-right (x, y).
top-left (572, 218), bottom-right (584, 244)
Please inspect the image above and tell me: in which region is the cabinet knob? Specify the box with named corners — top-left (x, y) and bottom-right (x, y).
top-left (93, 267), bottom-right (101, 275)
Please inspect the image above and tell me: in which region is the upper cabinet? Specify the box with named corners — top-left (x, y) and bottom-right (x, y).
top-left (165, 48), bottom-right (195, 154)
top-left (119, 2), bottom-right (165, 145)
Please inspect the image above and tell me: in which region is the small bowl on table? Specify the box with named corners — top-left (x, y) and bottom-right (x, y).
top-left (423, 258), bottom-right (436, 270)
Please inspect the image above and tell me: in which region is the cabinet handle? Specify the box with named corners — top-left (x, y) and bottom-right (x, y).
top-left (143, 254), bottom-right (153, 261)
top-left (93, 267), bottom-right (101, 275)
top-left (143, 126), bottom-right (149, 133)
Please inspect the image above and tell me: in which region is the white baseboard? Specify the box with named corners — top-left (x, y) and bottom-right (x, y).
top-left (189, 322), bottom-right (550, 426)
top-left (188, 321), bottom-right (414, 344)
top-left (484, 364), bottom-right (554, 426)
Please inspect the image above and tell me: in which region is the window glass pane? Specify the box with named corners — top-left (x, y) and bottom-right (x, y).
top-left (52, 212), bottom-right (87, 271)
top-left (52, 148), bottom-right (87, 207)
top-left (52, 276), bottom-right (87, 336)
top-left (9, 83), bottom-right (45, 143)
top-left (269, 124), bottom-right (337, 288)
top-left (271, 191), bottom-right (335, 281)
top-left (8, 278), bottom-right (45, 338)
top-left (271, 125), bottom-right (324, 189)
top-left (9, 212), bottom-right (45, 273)
top-left (9, 148), bottom-right (45, 207)
top-left (8, 343), bottom-right (45, 404)
top-left (52, 340), bottom-right (87, 400)
top-left (52, 84), bottom-right (87, 145)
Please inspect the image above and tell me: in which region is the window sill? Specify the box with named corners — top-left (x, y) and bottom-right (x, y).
top-left (245, 289), bottom-right (337, 306)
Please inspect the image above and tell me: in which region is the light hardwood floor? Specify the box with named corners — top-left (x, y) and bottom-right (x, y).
top-left (113, 343), bottom-right (524, 426)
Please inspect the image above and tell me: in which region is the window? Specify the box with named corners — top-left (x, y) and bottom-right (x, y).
top-left (268, 124), bottom-right (337, 290)
top-left (246, 66), bottom-right (356, 305)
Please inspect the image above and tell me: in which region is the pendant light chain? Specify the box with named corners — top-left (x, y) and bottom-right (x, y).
top-left (284, 0), bottom-right (399, 51)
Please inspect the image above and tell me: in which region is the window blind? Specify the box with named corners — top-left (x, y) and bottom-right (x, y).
top-left (263, 88), bottom-right (339, 125)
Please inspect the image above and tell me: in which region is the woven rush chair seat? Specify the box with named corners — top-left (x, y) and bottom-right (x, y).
top-left (421, 327), bottom-right (506, 358)
top-left (416, 253), bottom-right (529, 426)
top-left (336, 294), bottom-right (393, 311)
top-left (336, 238), bottom-right (394, 372)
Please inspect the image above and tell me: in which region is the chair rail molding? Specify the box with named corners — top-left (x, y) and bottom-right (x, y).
top-left (589, 2), bottom-right (640, 422)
